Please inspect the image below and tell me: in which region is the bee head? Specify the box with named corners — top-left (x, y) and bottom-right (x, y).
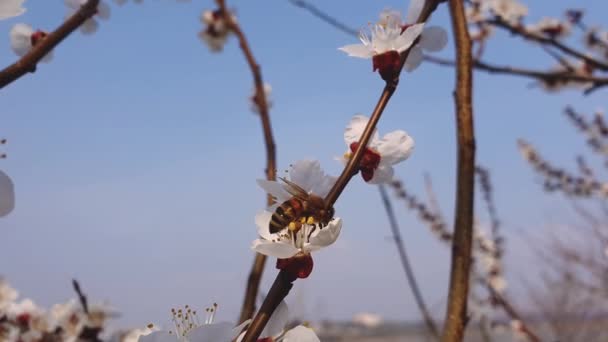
top-left (319, 206), bottom-right (335, 224)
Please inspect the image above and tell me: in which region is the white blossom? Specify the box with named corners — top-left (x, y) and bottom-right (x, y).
top-left (237, 301), bottom-right (320, 342)
top-left (9, 23), bottom-right (53, 62)
top-left (338, 115), bottom-right (414, 184)
top-left (0, 0), bottom-right (26, 20)
top-left (0, 170), bottom-right (15, 217)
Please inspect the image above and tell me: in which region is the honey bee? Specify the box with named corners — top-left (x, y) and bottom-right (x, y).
top-left (268, 177), bottom-right (335, 234)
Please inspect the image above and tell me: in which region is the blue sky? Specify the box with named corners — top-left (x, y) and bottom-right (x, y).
top-left (1, 0), bottom-right (607, 330)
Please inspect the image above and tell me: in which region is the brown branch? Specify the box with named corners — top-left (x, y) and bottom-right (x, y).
top-left (239, 270), bottom-right (294, 342)
top-left (424, 55), bottom-right (608, 94)
top-left (487, 18), bottom-right (608, 72)
top-left (378, 185), bottom-right (440, 339)
top-left (442, 0), bottom-right (476, 341)
top-left (213, 0), bottom-right (278, 324)
top-left (0, 0), bottom-right (100, 89)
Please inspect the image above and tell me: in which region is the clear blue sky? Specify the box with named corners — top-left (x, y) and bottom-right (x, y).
top-left (1, 0), bottom-right (606, 330)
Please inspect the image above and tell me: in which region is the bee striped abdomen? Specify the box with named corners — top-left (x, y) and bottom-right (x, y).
top-left (269, 198), bottom-right (303, 234)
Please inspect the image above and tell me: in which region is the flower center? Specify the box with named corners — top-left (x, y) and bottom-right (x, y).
top-left (169, 303), bottom-right (216, 338)
top-left (349, 142), bottom-right (382, 182)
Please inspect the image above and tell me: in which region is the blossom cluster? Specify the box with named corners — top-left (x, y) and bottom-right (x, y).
top-left (0, 278), bottom-right (119, 342)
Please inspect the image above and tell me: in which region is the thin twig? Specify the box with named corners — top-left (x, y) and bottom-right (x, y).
top-left (72, 279), bottom-right (89, 315)
top-left (213, 0), bottom-right (278, 324)
top-left (442, 0), bottom-right (476, 341)
top-left (423, 55), bottom-right (608, 94)
top-left (378, 185), bottom-right (440, 339)
top-left (487, 18), bottom-right (608, 72)
top-left (287, 0), bottom-right (359, 37)
top-left (487, 285), bottom-right (541, 342)
top-left (0, 0), bottom-right (100, 89)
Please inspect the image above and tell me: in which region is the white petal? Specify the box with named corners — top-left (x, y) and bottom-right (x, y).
top-left (344, 115), bottom-right (379, 146)
top-left (403, 45), bottom-right (424, 72)
top-left (311, 174), bottom-right (336, 199)
top-left (79, 18), bottom-right (98, 35)
top-left (405, 0), bottom-right (426, 24)
top-left (367, 164), bottom-right (394, 184)
top-left (251, 239), bottom-right (299, 259)
top-left (0, 170), bottom-right (15, 217)
top-left (113, 0), bottom-right (127, 6)
top-left (10, 23), bottom-right (33, 57)
top-left (289, 160), bottom-right (323, 193)
top-left (256, 179), bottom-right (291, 203)
top-left (376, 130), bottom-right (414, 165)
top-left (0, 0), bottom-right (26, 20)
top-left (395, 23), bottom-right (425, 53)
top-left (187, 322), bottom-right (234, 342)
top-left (255, 211), bottom-right (278, 240)
top-left (419, 26), bottom-right (448, 52)
top-left (378, 9), bottom-right (402, 28)
top-left (96, 1), bottom-right (111, 20)
top-left (261, 300), bottom-right (288, 338)
top-left (282, 325), bottom-right (321, 342)
top-left (139, 331), bottom-right (173, 342)
top-left (308, 218), bottom-right (342, 250)
top-left (338, 44), bottom-right (373, 58)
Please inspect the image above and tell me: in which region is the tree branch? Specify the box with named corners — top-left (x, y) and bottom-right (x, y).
top-left (442, 0), bottom-right (476, 341)
top-left (0, 0), bottom-right (100, 89)
top-left (378, 185), bottom-right (440, 339)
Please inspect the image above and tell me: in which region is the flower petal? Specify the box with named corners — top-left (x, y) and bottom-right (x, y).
top-left (261, 300), bottom-right (288, 338)
top-left (0, 170), bottom-right (15, 217)
top-left (376, 130), bottom-right (414, 165)
top-left (367, 164), bottom-right (394, 184)
top-left (405, 0), bottom-right (426, 24)
top-left (231, 319), bottom-right (251, 341)
top-left (289, 160), bottom-right (324, 193)
top-left (344, 115), bottom-right (378, 146)
top-left (282, 325), bottom-right (321, 342)
top-left (256, 179), bottom-right (291, 203)
top-left (395, 23), bottom-right (425, 53)
top-left (419, 26), bottom-right (448, 52)
top-left (96, 1), bottom-right (111, 20)
top-left (338, 44), bottom-right (373, 58)
top-left (80, 18), bottom-right (98, 35)
top-left (308, 218), bottom-right (342, 250)
top-left (311, 174), bottom-right (336, 199)
top-left (403, 45), bottom-right (424, 72)
top-left (0, 0), bottom-right (26, 20)
top-left (10, 23), bottom-right (33, 57)
top-left (255, 211), bottom-right (277, 240)
top-left (251, 239), bottom-right (299, 259)
top-left (187, 322), bottom-right (234, 342)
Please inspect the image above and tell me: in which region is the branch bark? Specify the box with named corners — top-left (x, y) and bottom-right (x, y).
top-left (0, 0), bottom-right (100, 89)
top-left (442, 0), bottom-right (476, 341)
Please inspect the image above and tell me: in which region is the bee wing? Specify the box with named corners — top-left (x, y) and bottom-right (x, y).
top-left (279, 177), bottom-right (310, 201)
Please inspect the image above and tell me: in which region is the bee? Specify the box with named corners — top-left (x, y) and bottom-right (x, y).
top-left (268, 177), bottom-right (335, 234)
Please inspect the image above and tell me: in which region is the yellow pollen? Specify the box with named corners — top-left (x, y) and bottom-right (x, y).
top-left (343, 151), bottom-right (352, 159)
top-left (306, 216), bottom-right (316, 225)
top-left (288, 222), bottom-right (298, 231)
top-left (300, 217), bottom-right (306, 223)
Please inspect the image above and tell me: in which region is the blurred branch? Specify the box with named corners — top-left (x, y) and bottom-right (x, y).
top-left (442, 0), bottom-right (476, 340)
top-left (214, 0), bottom-right (278, 324)
top-left (424, 55), bottom-right (608, 95)
top-left (287, 0), bottom-right (358, 37)
top-left (0, 0), bottom-right (100, 89)
top-left (378, 185), bottom-right (440, 340)
top-left (72, 279), bottom-right (89, 315)
top-left (486, 18), bottom-right (608, 72)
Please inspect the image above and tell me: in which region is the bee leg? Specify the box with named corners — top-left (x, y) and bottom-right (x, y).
top-left (307, 225), bottom-right (317, 242)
